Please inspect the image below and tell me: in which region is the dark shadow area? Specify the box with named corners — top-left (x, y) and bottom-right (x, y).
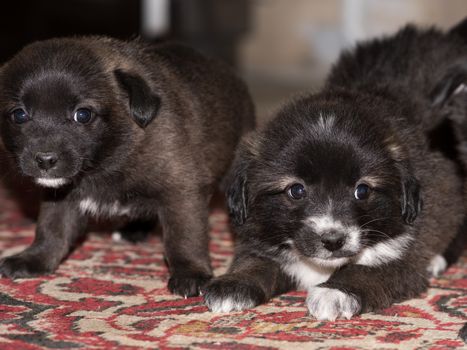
top-left (0, 0), bottom-right (141, 64)
top-left (0, 0), bottom-right (251, 66)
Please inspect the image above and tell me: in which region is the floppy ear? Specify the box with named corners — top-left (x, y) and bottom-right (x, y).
top-left (223, 135), bottom-right (260, 226)
top-left (114, 69), bottom-right (161, 128)
top-left (396, 161), bottom-right (422, 225)
top-left (225, 151), bottom-right (250, 226)
top-left (430, 64), bottom-right (467, 108)
top-left (385, 136), bottom-right (422, 224)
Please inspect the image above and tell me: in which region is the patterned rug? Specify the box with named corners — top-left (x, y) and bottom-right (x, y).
top-left (0, 185), bottom-right (465, 350)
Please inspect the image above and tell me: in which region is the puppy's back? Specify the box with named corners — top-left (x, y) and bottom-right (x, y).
top-left (86, 36), bottom-right (255, 183)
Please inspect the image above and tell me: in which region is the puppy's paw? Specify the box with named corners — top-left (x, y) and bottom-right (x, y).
top-left (306, 287), bottom-right (361, 321)
top-left (203, 275), bottom-right (265, 313)
top-left (0, 254), bottom-right (54, 279)
top-left (168, 271), bottom-right (212, 298)
top-left (427, 254), bottom-right (447, 278)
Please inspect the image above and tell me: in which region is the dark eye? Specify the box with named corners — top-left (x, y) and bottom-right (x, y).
top-left (11, 108), bottom-right (29, 124)
top-left (287, 183), bottom-right (306, 200)
top-left (73, 108), bottom-right (93, 124)
top-left (355, 184), bottom-right (371, 200)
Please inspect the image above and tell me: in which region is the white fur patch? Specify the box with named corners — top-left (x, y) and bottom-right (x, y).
top-left (306, 215), bottom-right (345, 234)
top-left (207, 296), bottom-right (256, 313)
top-left (427, 254), bottom-right (447, 277)
top-left (111, 231), bottom-right (123, 242)
top-left (306, 287), bottom-right (360, 321)
top-left (305, 215), bottom-right (361, 253)
top-left (354, 233), bottom-right (413, 266)
top-left (282, 256), bottom-right (335, 290)
top-left (35, 177), bottom-right (69, 188)
top-left (79, 198), bottom-right (99, 216)
top-left (454, 83), bottom-right (467, 95)
top-left (310, 256), bottom-right (351, 269)
top-left (317, 113), bottom-right (335, 131)
top-left (79, 198), bottom-right (132, 218)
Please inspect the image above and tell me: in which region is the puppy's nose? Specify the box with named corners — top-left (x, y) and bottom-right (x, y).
top-left (321, 231), bottom-right (345, 251)
top-left (35, 152), bottom-right (58, 171)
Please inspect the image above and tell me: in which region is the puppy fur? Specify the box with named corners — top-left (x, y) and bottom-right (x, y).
top-left (429, 19), bottom-right (467, 342)
top-left (203, 21), bottom-right (467, 319)
top-left (0, 37), bottom-right (255, 297)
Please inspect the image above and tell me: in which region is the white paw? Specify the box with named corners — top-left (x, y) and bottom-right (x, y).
top-left (206, 296), bottom-right (256, 313)
top-left (427, 254), bottom-right (447, 277)
top-left (111, 231), bottom-right (123, 242)
top-left (306, 287), bottom-right (360, 321)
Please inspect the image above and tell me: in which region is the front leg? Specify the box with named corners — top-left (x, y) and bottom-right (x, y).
top-left (203, 248), bottom-right (294, 312)
top-left (0, 199), bottom-right (87, 278)
top-left (159, 192), bottom-right (213, 298)
top-left (307, 260), bottom-right (429, 321)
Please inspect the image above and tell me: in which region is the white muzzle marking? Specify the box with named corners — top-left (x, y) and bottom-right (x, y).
top-left (35, 178), bottom-right (69, 188)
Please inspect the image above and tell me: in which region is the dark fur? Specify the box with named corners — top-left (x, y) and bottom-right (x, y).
top-left (0, 37), bottom-right (255, 297)
top-left (203, 22), bottom-right (466, 317)
top-left (429, 19), bottom-right (467, 342)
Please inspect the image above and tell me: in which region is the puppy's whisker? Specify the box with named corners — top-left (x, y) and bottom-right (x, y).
top-left (362, 229), bottom-right (393, 240)
top-left (359, 217), bottom-right (389, 229)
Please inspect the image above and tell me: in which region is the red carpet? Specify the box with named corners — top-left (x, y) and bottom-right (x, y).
top-left (0, 186), bottom-right (465, 349)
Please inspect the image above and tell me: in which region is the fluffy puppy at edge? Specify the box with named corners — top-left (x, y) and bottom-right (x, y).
top-left (0, 37), bottom-right (255, 297)
top-left (429, 19), bottom-right (467, 343)
top-left (202, 21), bottom-right (467, 320)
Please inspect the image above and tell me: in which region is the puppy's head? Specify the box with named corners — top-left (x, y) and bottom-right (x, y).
top-left (226, 93), bottom-right (421, 268)
top-left (0, 38), bottom-right (160, 188)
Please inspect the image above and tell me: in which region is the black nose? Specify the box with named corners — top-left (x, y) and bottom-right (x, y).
top-left (321, 232), bottom-right (345, 251)
top-left (35, 152), bottom-right (58, 170)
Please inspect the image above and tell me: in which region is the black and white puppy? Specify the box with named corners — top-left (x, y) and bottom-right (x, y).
top-left (202, 21), bottom-right (467, 319)
top-left (0, 37), bottom-right (255, 297)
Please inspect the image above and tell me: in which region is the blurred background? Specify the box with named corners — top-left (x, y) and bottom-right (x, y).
top-left (1, 0), bottom-right (467, 124)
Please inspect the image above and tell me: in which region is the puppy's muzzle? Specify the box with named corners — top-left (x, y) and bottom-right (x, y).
top-left (35, 152), bottom-right (58, 171)
top-left (320, 230), bottom-right (345, 252)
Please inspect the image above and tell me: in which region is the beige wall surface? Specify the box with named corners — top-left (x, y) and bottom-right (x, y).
top-left (239, 0), bottom-right (467, 122)
top-left (240, 0), bottom-right (467, 84)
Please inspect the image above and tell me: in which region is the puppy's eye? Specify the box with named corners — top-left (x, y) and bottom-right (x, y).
top-left (11, 108), bottom-right (29, 124)
top-left (355, 184), bottom-right (371, 200)
top-left (73, 108), bottom-right (93, 124)
top-left (287, 183), bottom-right (306, 200)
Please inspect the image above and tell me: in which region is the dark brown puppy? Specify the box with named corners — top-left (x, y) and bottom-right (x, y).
top-left (0, 37), bottom-right (255, 297)
top-left (203, 21), bottom-right (466, 319)
top-left (429, 19), bottom-right (467, 344)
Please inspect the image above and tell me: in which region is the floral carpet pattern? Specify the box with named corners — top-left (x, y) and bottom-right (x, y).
top-left (0, 186), bottom-right (465, 350)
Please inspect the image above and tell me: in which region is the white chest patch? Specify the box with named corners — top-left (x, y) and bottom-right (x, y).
top-left (354, 233), bottom-right (413, 266)
top-left (282, 255), bottom-right (335, 290)
top-left (79, 198), bottom-right (132, 218)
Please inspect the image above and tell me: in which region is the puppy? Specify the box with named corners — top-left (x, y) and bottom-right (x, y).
top-left (429, 19), bottom-right (467, 343)
top-left (0, 37), bottom-right (255, 297)
top-left (202, 21), bottom-right (467, 319)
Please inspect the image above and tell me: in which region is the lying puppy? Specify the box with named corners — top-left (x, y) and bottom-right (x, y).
top-left (429, 20), bottom-right (467, 343)
top-left (203, 21), bottom-right (467, 319)
top-left (0, 37), bottom-right (254, 297)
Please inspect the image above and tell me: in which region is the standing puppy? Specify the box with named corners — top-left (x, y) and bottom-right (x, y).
top-left (203, 21), bottom-right (467, 319)
top-left (0, 37), bottom-right (254, 297)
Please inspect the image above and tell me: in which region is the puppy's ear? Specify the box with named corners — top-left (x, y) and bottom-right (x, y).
top-left (398, 163), bottom-right (422, 225)
top-left (430, 64), bottom-right (467, 108)
top-left (386, 137), bottom-right (422, 224)
top-left (223, 133), bottom-right (259, 226)
top-left (114, 69), bottom-right (161, 128)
